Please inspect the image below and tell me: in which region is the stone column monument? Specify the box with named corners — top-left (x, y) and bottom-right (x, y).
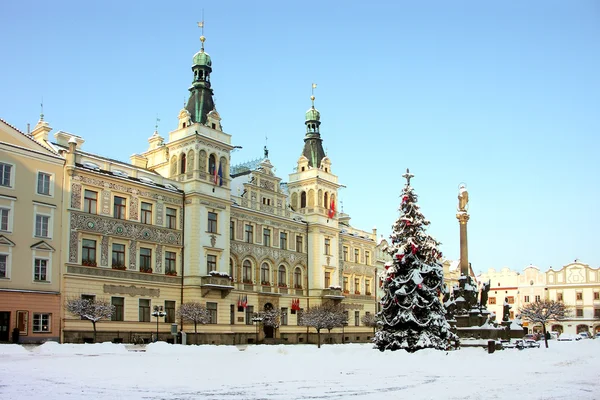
top-left (456, 184), bottom-right (470, 277)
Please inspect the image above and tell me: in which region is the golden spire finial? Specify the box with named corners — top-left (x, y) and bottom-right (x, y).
top-left (311, 83), bottom-right (317, 108)
top-left (198, 11), bottom-right (205, 51)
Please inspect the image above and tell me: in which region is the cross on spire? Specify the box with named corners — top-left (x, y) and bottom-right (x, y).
top-left (402, 168), bottom-right (414, 185)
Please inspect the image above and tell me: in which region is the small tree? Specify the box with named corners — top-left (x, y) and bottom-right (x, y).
top-left (177, 302), bottom-right (210, 344)
top-left (301, 303), bottom-right (346, 348)
top-left (65, 297), bottom-right (114, 343)
top-left (261, 308), bottom-right (281, 330)
top-left (361, 313), bottom-right (377, 334)
top-left (519, 300), bottom-right (569, 348)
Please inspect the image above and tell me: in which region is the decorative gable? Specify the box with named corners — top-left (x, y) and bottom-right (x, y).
top-left (30, 240), bottom-right (56, 252)
top-left (0, 235), bottom-right (15, 247)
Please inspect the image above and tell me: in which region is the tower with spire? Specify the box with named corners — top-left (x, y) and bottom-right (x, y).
top-left (185, 22), bottom-right (215, 125)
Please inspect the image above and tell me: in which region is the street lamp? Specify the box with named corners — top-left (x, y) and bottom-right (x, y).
top-left (251, 314), bottom-right (263, 344)
top-left (152, 305), bottom-right (166, 342)
top-left (342, 321), bottom-right (348, 344)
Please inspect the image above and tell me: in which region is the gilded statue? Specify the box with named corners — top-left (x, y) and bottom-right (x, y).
top-left (458, 184), bottom-right (469, 212)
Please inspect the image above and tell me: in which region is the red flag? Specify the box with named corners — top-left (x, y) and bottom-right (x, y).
top-left (328, 198), bottom-right (335, 218)
top-left (213, 162), bottom-right (218, 185)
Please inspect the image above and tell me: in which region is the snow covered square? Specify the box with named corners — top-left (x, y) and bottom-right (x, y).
top-left (2, 340), bottom-right (599, 400)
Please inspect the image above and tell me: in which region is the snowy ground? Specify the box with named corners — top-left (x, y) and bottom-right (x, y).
top-left (1, 340), bottom-right (599, 400)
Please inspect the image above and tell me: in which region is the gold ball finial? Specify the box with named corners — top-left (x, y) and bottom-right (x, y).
top-left (310, 95), bottom-right (315, 101)
top-left (200, 36), bottom-right (206, 43)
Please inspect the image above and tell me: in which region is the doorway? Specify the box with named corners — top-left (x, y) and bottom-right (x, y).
top-left (0, 312), bottom-right (10, 342)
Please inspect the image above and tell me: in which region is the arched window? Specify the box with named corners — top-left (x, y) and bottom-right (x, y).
top-left (324, 192), bottom-right (329, 209)
top-left (209, 154), bottom-right (216, 175)
top-left (278, 265), bottom-right (286, 287)
top-left (243, 260), bottom-right (252, 283)
top-left (294, 267), bottom-right (302, 289)
top-left (229, 259), bottom-right (235, 281)
top-left (308, 189), bottom-right (315, 207)
top-left (261, 263), bottom-right (270, 285)
top-left (300, 192), bottom-right (307, 208)
top-left (180, 153), bottom-right (187, 174)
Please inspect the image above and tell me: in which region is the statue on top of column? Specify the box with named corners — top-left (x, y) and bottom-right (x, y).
top-left (458, 184), bottom-right (469, 212)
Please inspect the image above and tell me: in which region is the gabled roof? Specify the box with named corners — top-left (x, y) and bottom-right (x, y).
top-left (0, 118), bottom-right (60, 156)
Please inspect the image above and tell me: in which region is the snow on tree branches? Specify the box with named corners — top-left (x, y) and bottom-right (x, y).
top-left (177, 302), bottom-right (210, 344)
top-left (300, 303), bottom-right (347, 348)
top-left (519, 300), bottom-right (569, 348)
top-left (374, 169), bottom-right (456, 353)
top-left (361, 313), bottom-right (377, 333)
top-left (65, 297), bottom-right (115, 343)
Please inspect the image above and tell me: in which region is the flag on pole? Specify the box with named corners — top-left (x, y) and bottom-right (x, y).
top-left (217, 162), bottom-right (223, 186)
top-left (213, 163), bottom-right (218, 185)
top-left (328, 198), bottom-right (335, 219)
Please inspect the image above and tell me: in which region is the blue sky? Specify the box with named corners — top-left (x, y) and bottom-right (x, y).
top-left (1, 1), bottom-right (599, 274)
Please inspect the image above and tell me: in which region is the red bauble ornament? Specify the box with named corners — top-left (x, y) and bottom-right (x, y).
top-left (395, 254), bottom-right (404, 261)
top-left (385, 264), bottom-right (390, 270)
top-left (406, 221), bottom-right (411, 226)
top-left (411, 244), bottom-right (418, 254)
top-left (402, 195), bottom-right (409, 203)
top-left (417, 284), bottom-right (422, 289)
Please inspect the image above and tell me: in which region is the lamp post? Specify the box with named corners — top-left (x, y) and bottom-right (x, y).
top-left (251, 314), bottom-right (263, 344)
top-left (152, 305), bottom-right (166, 342)
top-left (342, 321), bottom-right (348, 344)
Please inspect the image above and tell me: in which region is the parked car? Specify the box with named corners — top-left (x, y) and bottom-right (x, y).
top-left (500, 340), bottom-right (516, 349)
top-left (557, 334), bottom-right (581, 341)
top-left (578, 332), bottom-right (590, 339)
top-left (515, 339), bottom-right (540, 349)
top-left (595, 332), bottom-right (600, 339)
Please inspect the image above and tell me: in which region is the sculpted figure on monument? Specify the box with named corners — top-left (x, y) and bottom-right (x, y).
top-left (480, 280), bottom-right (490, 309)
top-left (458, 184), bottom-right (469, 212)
top-left (503, 297), bottom-right (511, 322)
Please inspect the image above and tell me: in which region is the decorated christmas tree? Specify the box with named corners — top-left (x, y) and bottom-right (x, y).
top-left (374, 169), bottom-right (457, 352)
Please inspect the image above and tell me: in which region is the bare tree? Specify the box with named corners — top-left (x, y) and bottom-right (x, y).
top-left (361, 312), bottom-right (377, 334)
top-left (519, 300), bottom-right (569, 348)
top-left (65, 297), bottom-right (114, 343)
top-left (177, 302), bottom-right (210, 344)
top-left (301, 303), bottom-right (346, 348)
top-left (261, 308), bottom-right (281, 330)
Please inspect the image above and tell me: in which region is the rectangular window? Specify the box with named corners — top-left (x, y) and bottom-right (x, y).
top-left (557, 293), bottom-right (563, 301)
top-left (139, 299), bottom-right (151, 322)
top-left (141, 202), bottom-right (152, 224)
top-left (524, 295), bottom-right (530, 303)
top-left (355, 311), bottom-right (360, 326)
top-left (576, 292), bottom-right (583, 300)
top-left (230, 221), bottom-right (235, 239)
top-left (139, 248), bottom-right (152, 272)
top-left (165, 301), bottom-right (176, 323)
top-left (507, 296), bottom-right (514, 304)
top-left (594, 308), bottom-right (600, 318)
top-left (343, 246), bottom-right (349, 261)
top-left (594, 292), bottom-right (600, 300)
top-left (245, 305), bottom-right (254, 325)
top-left (165, 251), bottom-right (176, 274)
top-left (0, 162), bottom-right (12, 187)
top-left (489, 297), bottom-right (496, 305)
top-left (111, 297), bottom-right (124, 321)
top-left (166, 207), bottom-right (177, 229)
top-left (263, 228), bottom-right (271, 246)
top-left (281, 308), bottom-right (288, 326)
top-left (112, 243), bottom-right (125, 268)
top-left (35, 215), bottom-right (50, 237)
top-left (208, 212), bottom-right (218, 233)
top-left (280, 232), bottom-right (287, 250)
top-left (207, 302), bottom-right (217, 324)
top-left (324, 238), bottom-right (331, 255)
top-left (37, 172), bottom-right (51, 195)
top-left (296, 235), bottom-right (303, 252)
top-left (84, 189), bottom-right (97, 214)
top-left (365, 251), bottom-right (370, 265)
top-left (245, 224), bottom-right (253, 243)
top-left (32, 313), bottom-right (50, 332)
top-left (243, 262), bottom-right (252, 282)
top-left (576, 308), bottom-right (583, 317)
top-left (324, 271), bottom-right (331, 288)
top-left (114, 196), bottom-right (126, 219)
top-left (343, 276), bottom-right (349, 292)
top-left (0, 208), bottom-right (9, 231)
top-left (0, 254), bottom-right (7, 278)
top-left (354, 278), bottom-right (360, 294)
top-left (82, 239), bottom-right (97, 266)
top-left (354, 249), bottom-right (359, 263)
top-left (534, 295), bottom-right (541, 302)
top-left (366, 280), bottom-right (371, 295)
top-left (34, 258), bottom-right (48, 281)
top-left (207, 254), bottom-right (217, 272)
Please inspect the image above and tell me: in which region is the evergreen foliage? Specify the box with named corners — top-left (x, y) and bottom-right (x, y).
top-left (374, 169), bottom-right (456, 352)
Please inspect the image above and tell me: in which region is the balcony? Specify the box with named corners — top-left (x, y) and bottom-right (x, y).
top-left (66, 264), bottom-right (181, 284)
top-left (322, 288), bottom-right (345, 300)
top-left (200, 275), bottom-right (234, 298)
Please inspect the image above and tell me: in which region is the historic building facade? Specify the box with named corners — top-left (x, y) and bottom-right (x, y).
top-left (478, 262), bottom-right (600, 336)
top-left (0, 118), bottom-right (65, 343)
top-left (2, 33), bottom-right (382, 344)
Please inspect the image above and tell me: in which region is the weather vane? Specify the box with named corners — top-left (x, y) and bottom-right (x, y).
top-left (155, 115), bottom-right (160, 132)
top-left (198, 10), bottom-right (205, 49)
top-left (311, 83), bottom-right (317, 107)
